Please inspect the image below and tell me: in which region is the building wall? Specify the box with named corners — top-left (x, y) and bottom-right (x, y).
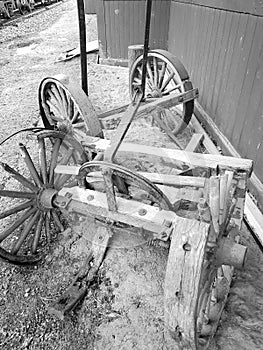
top-left (97, 0), bottom-right (171, 60)
top-left (168, 0), bottom-right (263, 183)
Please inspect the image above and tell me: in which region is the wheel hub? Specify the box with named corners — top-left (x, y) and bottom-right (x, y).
top-left (38, 188), bottom-right (58, 209)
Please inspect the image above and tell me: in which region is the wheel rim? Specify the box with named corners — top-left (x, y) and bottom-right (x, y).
top-left (129, 50), bottom-right (194, 136)
top-left (0, 130), bottom-right (86, 265)
top-left (39, 75), bottom-right (103, 140)
top-left (78, 161), bottom-right (173, 211)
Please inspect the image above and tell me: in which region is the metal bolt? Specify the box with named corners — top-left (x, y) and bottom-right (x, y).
top-left (163, 220), bottom-right (172, 228)
top-left (138, 208), bottom-right (147, 216)
top-left (183, 242), bottom-right (191, 251)
top-left (87, 195), bottom-right (94, 201)
top-left (161, 232), bottom-right (167, 238)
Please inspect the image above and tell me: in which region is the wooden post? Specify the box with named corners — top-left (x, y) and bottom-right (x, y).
top-left (128, 45), bottom-right (144, 71)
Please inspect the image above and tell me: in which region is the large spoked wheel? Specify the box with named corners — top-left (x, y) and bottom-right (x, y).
top-left (129, 49), bottom-right (194, 136)
top-left (78, 161), bottom-right (173, 211)
top-left (39, 75), bottom-right (103, 141)
top-left (0, 130), bottom-right (87, 265)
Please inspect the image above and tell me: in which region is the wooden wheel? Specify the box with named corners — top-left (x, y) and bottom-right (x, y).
top-left (78, 161), bottom-right (173, 211)
top-left (0, 130), bottom-right (87, 265)
top-left (38, 75), bottom-right (103, 141)
top-left (129, 49), bottom-right (194, 136)
top-left (164, 173), bottom-right (247, 349)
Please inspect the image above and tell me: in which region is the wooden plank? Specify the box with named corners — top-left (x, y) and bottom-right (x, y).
top-left (190, 115), bottom-right (219, 154)
top-left (244, 195), bottom-right (263, 249)
top-left (82, 137), bottom-right (253, 174)
top-left (164, 216), bottom-right (210, 348)
top-left (185, 133), bottom-right (204, 152)
top-left (138, 172), bottom-right (205, 187)
top-left (158, 185), bottom-right (203, 206)
top-left (59, 186), bottom-right (177, 237)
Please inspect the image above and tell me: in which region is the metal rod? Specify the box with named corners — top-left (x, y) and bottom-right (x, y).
top-left (141, 0), bottom-right (153, 100)
top-left (77, 0), bottom-right (88, 95)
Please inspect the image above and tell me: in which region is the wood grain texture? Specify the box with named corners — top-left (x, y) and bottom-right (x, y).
top-left (164, 217), bottom-right (210, 348)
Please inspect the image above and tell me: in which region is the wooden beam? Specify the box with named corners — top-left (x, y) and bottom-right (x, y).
top-left (185, 133), bottom-right (204, 152)
top-left (83, 138), bottom-right (253, 174)
top-left (244, 195), bottom-right (263, 250)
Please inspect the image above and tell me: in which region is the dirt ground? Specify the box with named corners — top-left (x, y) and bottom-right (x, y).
top-left (0, 1), bottom-right (263, 349)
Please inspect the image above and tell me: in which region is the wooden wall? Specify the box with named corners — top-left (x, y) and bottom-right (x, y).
top-left (97, 0), bottom-right (171, 60)
top-left (168, 0), bottom-right (263, 184)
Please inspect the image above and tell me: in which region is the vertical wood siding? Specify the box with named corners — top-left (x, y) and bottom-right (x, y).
top-left (168, 0), bottom-right (263, 183)
top-left (100, 0), bottom-right (171, 60)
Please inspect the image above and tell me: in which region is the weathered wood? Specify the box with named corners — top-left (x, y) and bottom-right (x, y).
top-left (54, 166), bottom-right (206, 189)
top-left (185, 133), bottom-right (204, 152)
top-left (164, 217), bottom-right (210, 349)
top-left (128, 44), bottom-right (144, 71)
top-left (244, 195), bottom-right (263, 249)
top-left (209, 176), bottom-right (220, 237)
top-left (157, 185), bottom-right (203, 206)
top-left (98, 88), bottom-right (198, 125)
top-left (138, 172), bottom-right (205, 187)
top-left (83, 138), bottom-right (253, 174)
top-left (58, 186), bottom-right (178, 237)
top-left (194, 103), bottom-right (263, 248)
top-left (190, 114), bottom-right (219, 154)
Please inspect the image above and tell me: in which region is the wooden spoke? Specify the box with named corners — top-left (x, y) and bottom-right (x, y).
top-left (51, 84), bottom-right (64, 108)
top-left (163, 83), bottom-right (182, 95)
top-left (54, 174), bottom-right (73, 189)
top-left (146, 61), bottom-right (155, 86)
top-left (46, 100), bottom-right (64, 122)
top-left (19, 143), bottom-right (43, 188)
top-left (11, 210), bottom-right (40, 255)
top-left (57, 85), bottom-right (68, 117)
top-left (51, 210), bottom-right (64, 232)
top-left (0, 162), bottom-right (38, 193)
top-left (0, 207), bottom-right (37, 243)
top-left (74, 128), bottom-right (88, 139)
top-left (45, 211), bottom-right (51, 243)
top-left (71, 107), bottom-right (80, 123)
top-left (38, 137), bottom-right (48, 185)
top-left (32, 213), bottom-right (44, 254)
top-left (0, 200), bottom-right (34, 220)
top-left (158, 61), bottom-right (167, 89)
top-left (0, 190), bottom-right (36, 199)
top-left (161, 71), bottom-right (175, 92)
top-left (153, 57), bottom-right (159, 87)
top-left (48, 138), bottom-right (62, 185)
top-left (72, 121), bottom-right (85, 128)
top-left (47, 89), bottom-right (64, 115)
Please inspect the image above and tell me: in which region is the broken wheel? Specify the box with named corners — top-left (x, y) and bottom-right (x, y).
top-left (0, 130), bottom-right (87, 265)
top-left (129, 49), bottom-right (194, 137)
top-left (39, 75), bottom-right (103, 141)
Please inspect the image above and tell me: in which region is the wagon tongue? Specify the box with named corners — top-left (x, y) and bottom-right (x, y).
top-left (48, 226), bottom-right (112, 320)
